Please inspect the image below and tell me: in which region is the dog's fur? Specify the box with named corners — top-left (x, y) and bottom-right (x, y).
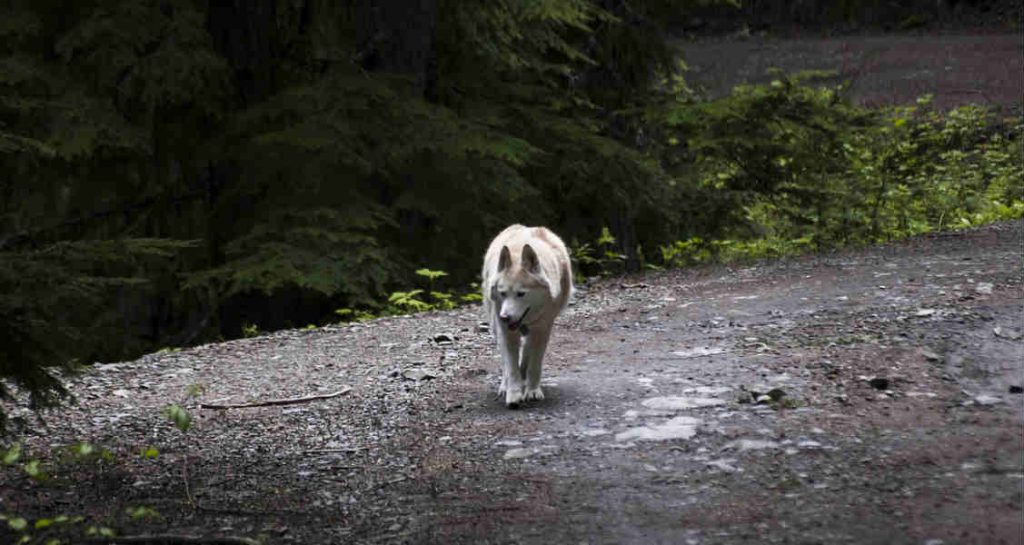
top-left (482, 224), bottom-right (573, 407)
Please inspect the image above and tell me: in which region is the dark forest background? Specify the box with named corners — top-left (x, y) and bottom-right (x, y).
top-left (1, 0), bottom-right (1021, 420)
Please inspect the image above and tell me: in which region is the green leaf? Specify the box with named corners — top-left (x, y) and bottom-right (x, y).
top-left (86, 525), bottom-right (117, 537)
top-left (140, 446), bottom-right (159, 459)
top-left (125, 506), bottom-right (160, 520)
top-left (185, 384), bottom-right (205, 399)
top-left (2, 443), bottom-right (22, 465)
top-left (164, 404), bottom-right (192, 433)
top-left (71, 442), bottom-right (94, 458)
top-left (23, 460), bottom-right (47, 480)
top-left (8, 517), bottom-right (27, 531)
top-left (388, 289), bottom-right (423, 302)
top-left (415, 268), bottom-right (448, 280)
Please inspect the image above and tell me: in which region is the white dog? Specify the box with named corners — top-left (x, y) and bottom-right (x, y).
top-left (482, 224), bottom-right (573, 408)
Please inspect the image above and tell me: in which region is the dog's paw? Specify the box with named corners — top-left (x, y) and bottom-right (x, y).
top-left (523, 386), bottom-right (545, 402)
top-left (505, 388), bottom-right (525, 409)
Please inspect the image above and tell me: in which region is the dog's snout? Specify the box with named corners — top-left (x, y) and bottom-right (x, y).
top-left (499, 314), bottom-right (510, 322)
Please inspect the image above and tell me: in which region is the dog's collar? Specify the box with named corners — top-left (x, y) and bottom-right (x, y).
top-left (511, 307), bottom-right (531, 333)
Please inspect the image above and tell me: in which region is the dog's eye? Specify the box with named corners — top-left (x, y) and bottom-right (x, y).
top-left (516, 291), bottom-right (526, 298)
top-left (498, 291), bottom-right (507, 299)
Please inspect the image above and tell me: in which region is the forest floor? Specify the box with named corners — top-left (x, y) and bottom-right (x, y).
top-left (2, 220), bottom-right (1021, 544)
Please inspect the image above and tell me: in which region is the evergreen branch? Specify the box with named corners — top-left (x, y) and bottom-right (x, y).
top-left (0, 191), bottom-right (206, 250)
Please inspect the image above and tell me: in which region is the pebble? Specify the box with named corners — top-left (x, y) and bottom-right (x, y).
top-left (671, 346), bottom-right (727, 358)
top-left (724, 439), bottom-right (779, 452)
top-left (706, 458), bottom-right (740, 473)
top-left (869, 377), bottom-right (891, 390)
top-left (973, 394), bottom-right (1003, 406)
top-left (503, 448), bottom-right (534, 460)
top-left (920, 348), bottom-right (942, 362)
top-left (401, 368), bottom-right (438, 381)
top-left (641, 396), bottom-right (727, 410)
top-left (993, 326), bottom-right (1022, 340)
top-left (615, 417), bottom-right (701, 442)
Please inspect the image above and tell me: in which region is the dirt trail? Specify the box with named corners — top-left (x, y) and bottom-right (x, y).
top-left (2, 221), bottom-right (1021, 544)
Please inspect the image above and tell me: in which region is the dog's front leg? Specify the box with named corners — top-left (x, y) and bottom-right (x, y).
top-left (495, 325), bottom-right (525, 407)
top-left (521, 324), bottom-right (552, 402)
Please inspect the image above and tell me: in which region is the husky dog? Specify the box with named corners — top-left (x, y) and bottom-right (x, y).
top-left (482, 224), bottom-right (573, 408)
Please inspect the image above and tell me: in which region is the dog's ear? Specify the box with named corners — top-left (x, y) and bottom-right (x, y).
top-left (521, 244), bottom-right (540, 273)
top-left (498, 245), bottom-right (512, 272)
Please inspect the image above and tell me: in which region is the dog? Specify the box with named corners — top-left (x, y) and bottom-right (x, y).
top-left (482, 224), bottom-right (573, 408)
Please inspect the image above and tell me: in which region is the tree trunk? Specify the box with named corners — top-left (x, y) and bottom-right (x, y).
top-left (354, 0), bottom-right (438, 100)
top-left (206, 0), bottom-right (279, 105)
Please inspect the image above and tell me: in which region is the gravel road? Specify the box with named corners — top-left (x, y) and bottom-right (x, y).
top-left (679, 32), bottom-right (1022, 111)
top-left (2, 221), bottom-right (1021, 545)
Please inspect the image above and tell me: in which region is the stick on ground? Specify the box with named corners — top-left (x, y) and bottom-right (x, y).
top-left (199, 387), bottom-right (352, 410)
top-left (85, 535), bottom-right (260, 545)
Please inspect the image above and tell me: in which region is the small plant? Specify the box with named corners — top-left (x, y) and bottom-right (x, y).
top-left (241, 322), bottom-right (259, 338)
top-left (660, 237), bottom-right (712, 267)
top-left (164, 383), bottom-right (203, 434)
top-left (571, 227), bottom-right (627, 279)
top-left (125, 506), bottom-right (161, 521)
top-left (334, 307), bottom-right (376, 322)
top-left (429, 290), bottom-right (456, 311)
top-left (387, 289), bottom-right (431, 313)
top-left (416, 268), bottom-right (457, 310)
top-left (569, 241), bottom-right (600, 282)
top-left (3, 442), bottom-right (49, 483)
top-left (163, 385), bottom-right (203, 508)
top-left (1, 441), bottom-right (148, 543)
top-left (460, 292), bottom-right (483, 303)
top-left (1, 512), bottom-right (92, 544)
top-left (164, 404), bottom-right (193, 433)
top-left (415, 268), bottom-right (448, 284)
top-left (386, 268), bottom-right (462, 313)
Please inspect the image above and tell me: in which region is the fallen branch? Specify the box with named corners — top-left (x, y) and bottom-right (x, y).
top-left (673, 349), bottom-right (737, 360)
top-left (85, 535), bottom-right (260, 545)
top-left (304, 447), bottom-right (363, 455)
top-left (199, 387), bottom-right (352, 410)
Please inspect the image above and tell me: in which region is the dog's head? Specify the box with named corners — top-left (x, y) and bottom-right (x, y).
top-left (491, 244), bottom-right (552, 331)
